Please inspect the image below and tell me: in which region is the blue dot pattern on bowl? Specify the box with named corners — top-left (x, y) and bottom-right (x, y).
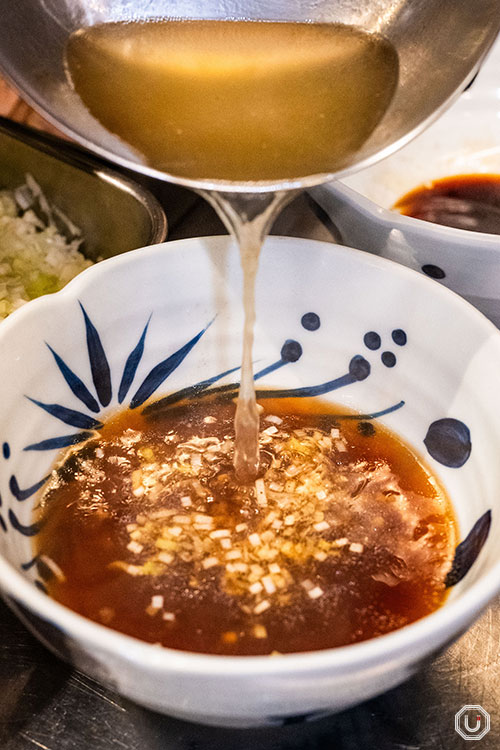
top-left (301, 312), bottom-right (321, 331)
top-left (424, 418), bottom-right (472, 468)
top-left (422, 264), bottom-right (446, 280)
top-left (1, 305), bottom-right (487, 590)
top-left (391, 329), bottom-right (407, 346)
top-left (381, 351), bottom-right (397, 368)
top-left (363, 331), bottom-right (381, 350)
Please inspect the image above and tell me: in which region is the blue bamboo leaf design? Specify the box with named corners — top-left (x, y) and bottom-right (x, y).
top-left (254, 355), bottom-right (371, 399)
top-left (445, 510), bottom-right (492, 587)
top-left (201, 356), bottom-right (291, 399)
top-left (24, 432), bottom-right (95, 452)
top-left (21, 556), bottom-right (40, 571)
top-left (80, 302), bottom-right (112, 407)
top-left (26, 398), bottom-right (103, 430)
top-left (142, 364), bottom-right (241, 417)
top-left (8, 509), bottom-right (40, 536)
top-left (130, 322), bottom-right (212, 409)
top-left (118, 315), bottom-right (152, 404)
top-left (9, 474), bottom-right (50, 501)
top-left (46, 344), bottom-right (100, 413)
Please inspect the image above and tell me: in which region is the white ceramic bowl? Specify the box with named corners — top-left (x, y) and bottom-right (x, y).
top-left (0, 236), bottom-right (499, 727)
top-left (311, 34), bottom-right (500, 327)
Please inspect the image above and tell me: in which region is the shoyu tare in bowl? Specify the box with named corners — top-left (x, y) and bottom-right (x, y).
top-left (310, 33), bottom-right (500, 328)
top-left (0, 236), bottom-right (499, 728)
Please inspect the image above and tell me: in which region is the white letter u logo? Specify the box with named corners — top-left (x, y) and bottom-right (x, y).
top-left (465, 715), bottom-right (482, 733)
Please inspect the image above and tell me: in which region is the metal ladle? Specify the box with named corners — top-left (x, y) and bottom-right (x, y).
top-left (0, 1), bottom-right (499, 192)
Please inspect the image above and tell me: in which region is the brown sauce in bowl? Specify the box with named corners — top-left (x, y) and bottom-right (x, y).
top-left (34, 398), bottom-right (456, 655)
top-left (394, 174), bottom-right (500, 234)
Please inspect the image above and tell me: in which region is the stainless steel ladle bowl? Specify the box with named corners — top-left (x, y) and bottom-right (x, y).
top-left (1, 1), bottom-right (499, 192)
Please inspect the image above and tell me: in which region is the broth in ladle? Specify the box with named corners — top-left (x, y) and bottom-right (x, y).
top-left (66, 20), bottom-right (399, 182)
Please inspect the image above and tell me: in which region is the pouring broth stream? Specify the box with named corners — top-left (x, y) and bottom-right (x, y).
top-left (32, 25), bottom-right (456, 655)
top-left (66, 19), bottom-right (399, 480)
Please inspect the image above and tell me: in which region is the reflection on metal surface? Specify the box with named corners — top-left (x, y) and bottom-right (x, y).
top-left (1, 0), bottom-right (500, 191)
top-left (1, 595), bottom-right (499, 749)
top-left (0, 116), bottom-right (167, 260)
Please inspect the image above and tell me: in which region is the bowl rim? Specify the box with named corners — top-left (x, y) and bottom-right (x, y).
top-left (316, 175), bottom-right (500, 249)
top-left (1, 235), bottom-right (500, 678)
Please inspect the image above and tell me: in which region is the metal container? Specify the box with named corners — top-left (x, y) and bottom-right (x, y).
top-left (0, 116), bottom-right (167, 261)
top-left (1, 1), bottom-right (499, 192)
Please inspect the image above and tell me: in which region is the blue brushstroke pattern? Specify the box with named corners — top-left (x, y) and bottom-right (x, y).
top-left (8, 509), bottom-right (40, 536)
top-left (26, 398), bottom-right (103, 430)
top-left (254, 355), bottom-right (370, 399)
top-left (145, 353), bottom-right (375, 415)
top-left (175, 360), bottom-right (282, 404)
top-left (35, 580), bottom-right (48, 593)
top-left (24, 432), bottom-right (95, 452)
top-left (0, 515), bottom-right (6, 533)
top-left (130, 323), bottom-right (211, 409)
top-left (192, 358), bottom-right (288, 401)
top-left (21, 556), bottom-right (40, 571)
top-left (252, 359), bottom-right (287, 380)
top-left (80, 303), bottom-right (112, 407)
top-left (184, 352), bottom-right (302, 398)
top-left (118, 316), bottom-right (151, 403)
top-left (10, 474), bottom-right (50, 501)
top-left (445, 510), bottom-right (491, 587)
top-left (256, 373), bottom-right (354, 400)
top-left (142, 364), bottom-right (241, 416)
top-left (47, 343), bottom-right (100, 413)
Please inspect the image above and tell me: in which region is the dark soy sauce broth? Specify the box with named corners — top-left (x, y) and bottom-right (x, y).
top-left (35, 398), bottom-right (456, 656)
top-left (394, 173), bottom-right (500, 234)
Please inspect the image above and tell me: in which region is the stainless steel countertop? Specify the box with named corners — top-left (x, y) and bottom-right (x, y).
top-left (1, 179), bottom-right (499, 750)
top-left (1, 594), bottom-right (499, 749)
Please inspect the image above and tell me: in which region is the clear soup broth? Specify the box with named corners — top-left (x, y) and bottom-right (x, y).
top-left (66, 20), bottom-right (399, 182)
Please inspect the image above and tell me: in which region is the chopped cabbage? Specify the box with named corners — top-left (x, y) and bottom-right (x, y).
top-left (0, 177), bottom-right (93, 319)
